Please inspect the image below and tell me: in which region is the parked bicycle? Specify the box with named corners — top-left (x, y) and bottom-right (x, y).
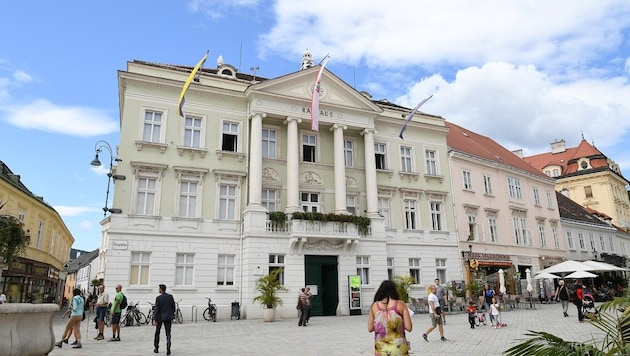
top-left (203, 297), bottom-right (217, 322)
top-left (121, 301), bottom-right (147, 326)
top-left (175, 299), bottom-right (184, 324)
top-left (144, 301), bottom-right (155, 325)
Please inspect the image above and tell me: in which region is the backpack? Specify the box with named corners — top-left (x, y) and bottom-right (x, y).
top-left (120, 293), bottom-right (128, 309)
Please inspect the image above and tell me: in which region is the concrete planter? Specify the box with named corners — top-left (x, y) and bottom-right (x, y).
top-left (262, 307), bottom-right (276, 322)
top-left (0, 303), bottom-right (59, 355)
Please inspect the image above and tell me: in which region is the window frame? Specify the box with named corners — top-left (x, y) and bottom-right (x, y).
top-left (507, 177), bottom-right (523, 199)
top-left (262, 127), bottom-right (279, 159)
top-left (409, 258), bottom-right (421, 285)
top-left (221, 120), bottom-right (240, 152)
top-left (483, 174), bottom-right (493, 195)
top-left (217, 254), bottom-right (235, 286)
top-left (130, 252), bottom-right (151, 285)
top-left (301, 133), bottom-right (318, 163)
top-left (400, 146), bottom-right (414, 173)
top-left (404, 199), bottom-right (417, 230)
top-left (183, 115), bottom-right (204, 148)
top-left (301, 192), bottom-right (320, 213)
top-left (356, 256), bottom-right (370, 285)
top-left (141, 108), bottom-right (165, 144)
top-left (175, 253), bottom-right (195, 286)
top-left (344, 139), bottom-right (354, 167)
top-left (462, 170), bottom-right (473, 190)
top-left (374, 143), bottom-right (387, 170)
top-left (425, 149), bottom-right (438, 175)
top-left (269, 254), bottom-right (285, 286)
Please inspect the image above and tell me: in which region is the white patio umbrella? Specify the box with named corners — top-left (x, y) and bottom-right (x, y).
top-left (534, 272), bottom-right (561, 279)
top-left (564, 270), bottom-right (598, 279)
top-left (526, 269), bottom-right (533, 292)
top-left (581, 260), bottom-right (627, 272)
top-left (537, 260), bottom-right (594, 274)
top-left (499, 269), bottom-right (506, 294)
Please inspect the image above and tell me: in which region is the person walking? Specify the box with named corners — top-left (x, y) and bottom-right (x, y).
top-left (305, 286), bottom-right (312, 324)
top-left (109, 284), bottom-right (123, 341)
top-left (297, 288), bottom-right (309, 327)
top-left (555, 280), bottom-right (570, 317)
top-left (575, 283), bottom-right (585, 322)
top-left (0, 289), bottom-right (6, 304)
top-left (489, 297), bottom-right (502, 328)
top-left (94, 284), bottom-right (109, 340)
top-left (465, 301), bottom-right (477, 329)
top-left (367, 280), bottom-right (412, 355)
top-left (422, 284), bottom-right (446, 342)
top-left (55, 288), bottom-right (84, 349)
top-left (435, 278), bottom-right (448, 323)
top-left (483, 283), bottom-right (495, 312)
top-left (153, 284), bottom-right (176, 355)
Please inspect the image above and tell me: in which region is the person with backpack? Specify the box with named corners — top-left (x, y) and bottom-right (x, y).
top-left (109, 284), bottom-right (125, 342)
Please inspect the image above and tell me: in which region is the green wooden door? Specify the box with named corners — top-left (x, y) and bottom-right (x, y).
top-left (305, 255), bottom-right (338, 316)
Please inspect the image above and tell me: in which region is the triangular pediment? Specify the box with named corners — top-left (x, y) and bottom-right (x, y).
top-left (248, 66), bottom-right (381, 114)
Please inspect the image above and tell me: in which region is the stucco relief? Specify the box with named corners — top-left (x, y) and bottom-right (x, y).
top-left (345, 176), bottom-right (358, 188)
top-left (304, 239), bottom-right (344, 251)
top-left (262, 167), bottom-right (280, 181)
top-left (302, 171), bottom-right (323, 185)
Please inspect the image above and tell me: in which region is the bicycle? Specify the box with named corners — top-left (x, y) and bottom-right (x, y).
top-left (144, 301), bottom-right (155, 325)
top-left (121, 301), bottom-right (147, 326)
top-left (203, 297), bottom-right (217, 322)
top-left (175, 299), bottom-right (183, 324)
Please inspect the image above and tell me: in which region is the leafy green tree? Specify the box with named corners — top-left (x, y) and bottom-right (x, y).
top-left (253, 268), bottom-right (286, 308)
top-left (392, 274), bottom-right (416, 303)
top-left (0, 211), bottom-right (28, 268)
top-left (505, 289), bottom-right (630, 355)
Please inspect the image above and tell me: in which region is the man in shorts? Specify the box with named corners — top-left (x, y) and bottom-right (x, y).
top-left (109, 285), bottom-right (123, 342)
top-left (422, 285), bottom-right (447, 342)
top-left (435, 278), bottom-right (448, 323)
top-left (94, 284), bottom-right (109, 340)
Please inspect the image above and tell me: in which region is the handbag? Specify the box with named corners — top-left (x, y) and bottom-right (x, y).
top-left (435, 306), bottom-right (442, 315)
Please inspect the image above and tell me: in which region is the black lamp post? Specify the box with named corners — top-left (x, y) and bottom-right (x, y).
top-left (91, 140), bottom-right (126, 216)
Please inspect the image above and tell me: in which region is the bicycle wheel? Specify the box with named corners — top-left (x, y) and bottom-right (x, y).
top-left (136, 312), bottom-right (147, 325)
top-left (203, 308), bottom-right (211, 321)
top-left (121, 314), bottom-right (130, 327)
top-left (176, 309), bottom-right (183, 324)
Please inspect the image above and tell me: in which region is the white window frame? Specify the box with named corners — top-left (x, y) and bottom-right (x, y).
top-left (262, 127), bottom-right (278, 158)
top-left (430, 200), bottom-right (444, 231)
top-left (463, 170), bottom-right (473, 190)
top-left (375, 143), bottom-right (387, 170)
top-left (142, 109), bottom-right (165, 143)
top-left (183, 115), bottom-right (204, 148)
top-left (301, 133), bottom-right (318, 163)
top-left (130, 252), bottom-right (151, 285)
top-left (219, 183), bottom-right (237, 220)
top-left (36, 220), bottom-right (44, 249)
top-left (483, 174), bottom-right (493, 195)
top-left (344, 139), bottom-right (354, 167)
top-left (409, 258), bottom-right (421, 284)
top-left (589, 233), bottom-right (596, 251)
top-left (551, 223), bottom-right (560, 248)
top-left (489, 217), bottom-right (498, 243)
top-left (467, 214), bottom-right (478, 241)
top-left (425, 149), bottom-right (438, 175)
top-left (217, 254), bottom-right (235, 286)
top-left (175, 169), bottom-right (206, 218)
top-left (261, 188), bottom-right (278, 212)
top-left (567, 231), bottom-right (575, 250)
top-left (600, 235), bottom-right (606, 252)
top-left (347, 195), bottom-right (358, 215)
top-left (507, 177), bottom-right (522, 199)
top-left (269, 254), bottom-right (285, 285)
top-left (533, 188), bottom-right (541, 206)
top-left (301, 192), bottom-right (320, 213)
top-left (221, 120), bottom-right (240, 152)
top-left (538, 222), bottom-right (547, 248)
top-left (513, 217), bottom-right (528, 245)
top-left (578, 232), bottom-right (586, 250)
top-left (400, 146), bottom-right (414, 173)
top-left (387, 258), bottom-right (394, 280)
top-left (609, 236), bottom-right (616, 252)
top-left (404, 199), bottom-right (417, 230)
top-left (435, 259), bottom-right (447, 283)
top-left (546, 191), bottom-right (554, 208)
top-left (356, 256), bottom-right (370, 285)
top-left (378, 197), bottom-right (391, 229)
top-left (175, 253), bottom-right (194, 286)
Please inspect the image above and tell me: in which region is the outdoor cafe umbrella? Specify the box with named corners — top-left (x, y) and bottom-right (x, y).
top-left (499, 269), bottom-right (506, 294)
top-left (564, 270), bottom-right (598, 279)
top-left (537, 260), bottom-right (593, 274)
top-left (581, 260), bottom-right (627, 272)
top-left (526, 269), bottom-right (533, 292)
top-left (534, 272), bottom-right (561, 279)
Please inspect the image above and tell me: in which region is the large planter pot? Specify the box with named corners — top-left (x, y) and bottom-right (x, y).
top-left (0, 303), bottom-right (59, 355)
top-left (262, 307), bottom-right (276, 322)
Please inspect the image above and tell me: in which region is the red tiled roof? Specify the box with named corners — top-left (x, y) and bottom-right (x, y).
top-left (445, 121), bottom-right (548, 178)
top-left (523, 139), bottom-right (606, 175)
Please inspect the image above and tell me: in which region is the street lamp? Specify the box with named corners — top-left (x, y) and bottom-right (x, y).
top-left (91, 140), bottom-right (126, 216)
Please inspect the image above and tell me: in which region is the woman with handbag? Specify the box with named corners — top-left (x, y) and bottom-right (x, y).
top-left (297, 288), bottom-right (309, 327)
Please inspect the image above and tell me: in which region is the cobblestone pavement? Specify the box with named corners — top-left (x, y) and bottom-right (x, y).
top-left (48, 302), bottom-right (605, 355)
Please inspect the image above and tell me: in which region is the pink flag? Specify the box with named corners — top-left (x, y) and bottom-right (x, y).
top-left (398, 95), bottom-right (433, 139)
top-left (310, 57), bottom-right (329, 131)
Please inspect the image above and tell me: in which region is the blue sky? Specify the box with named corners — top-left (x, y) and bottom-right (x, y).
top-left (2, 0), bottom-right (629, 251)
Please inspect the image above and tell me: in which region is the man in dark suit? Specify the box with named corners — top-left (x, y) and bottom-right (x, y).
top-left (152, 284), bottom-right (176, 355)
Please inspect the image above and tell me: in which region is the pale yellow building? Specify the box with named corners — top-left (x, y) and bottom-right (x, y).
top-left (0, 160), bottom-right (74, 304)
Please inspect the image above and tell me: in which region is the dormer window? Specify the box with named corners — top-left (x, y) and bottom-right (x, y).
top-left (221, 68), bottom-right (233, 76)
top-left (580, 161), bottom-right (588, 169)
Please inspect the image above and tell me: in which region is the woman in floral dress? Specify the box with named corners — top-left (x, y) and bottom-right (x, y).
top-left (368, 280), bottom-right (413, 355)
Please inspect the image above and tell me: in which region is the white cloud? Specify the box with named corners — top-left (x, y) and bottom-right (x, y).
top-left (78, 220), bottom-right (93, 229)
top-left (625, 58), bottom-right (630, 75)
top-left (2, 99), bottom-right (118, 137)
top-left (12, 70), bottom-right (33, 83)
top-left (54, 205), bottom-right (102, 217)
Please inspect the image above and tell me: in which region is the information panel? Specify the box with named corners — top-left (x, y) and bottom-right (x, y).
top-left (348, 275), bottom-right (362, 315)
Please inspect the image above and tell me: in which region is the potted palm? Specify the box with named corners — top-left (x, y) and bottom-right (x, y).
top-left (253, 268), bottom-right (286, 322)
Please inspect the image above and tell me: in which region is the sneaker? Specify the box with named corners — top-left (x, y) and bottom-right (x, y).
top-left (108, 337), bottom-right (117, 342)
top-left (55, 341), bottom-right (62, 348)
top-left (115, 337), bottom-right (121, 341)
top-left (441, 337), bottom-right (447, 342)
top-left (62, 339), bottom-right (69, 344)
top-left (71, 340), bottom-right (78, 345)
top-left (96, 335), bottom-right (104, 340)
top-left (422, 333), bottom-right (428, 342)
top-left (72, 343), bottom-right (82, 349)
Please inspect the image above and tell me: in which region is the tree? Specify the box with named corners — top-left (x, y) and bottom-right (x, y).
top-left (392, 274), bottom-right (416, 303)
top-left (505, 289), bottom-right (630, 355)
top-left (253, 268), bottom-right (286, 309)
top-left (0, 213), bottom-right (28, 268)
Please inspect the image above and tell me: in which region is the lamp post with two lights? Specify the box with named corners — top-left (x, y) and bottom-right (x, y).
top-left (90, 140), bottom-right (126, 216)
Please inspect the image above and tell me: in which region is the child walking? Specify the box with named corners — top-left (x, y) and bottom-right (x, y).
top-left (489, 297), bottom-right (501, 329)
top-left (466, 301), bottom-right (477, 329)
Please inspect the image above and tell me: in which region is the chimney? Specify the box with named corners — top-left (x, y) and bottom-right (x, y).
top-left (551, 139), bottom-right (566, 154)
top-left (512, 149), bottom-right (523, 158)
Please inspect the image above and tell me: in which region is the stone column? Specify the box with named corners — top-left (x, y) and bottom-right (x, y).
top-left (248, 112), bottom-right (266, 207)
top-left (362, 128), bottom-right (379, 217)
top-left (284, 117), bottom-right (302, 213)
top-left (332, 124), bottom-right (348, 214)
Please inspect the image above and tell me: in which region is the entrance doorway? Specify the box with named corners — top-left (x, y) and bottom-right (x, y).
top-left (305, 255), bottom-right (339, 316)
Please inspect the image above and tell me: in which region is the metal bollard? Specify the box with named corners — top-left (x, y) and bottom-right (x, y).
top-left (191, 305), bottom-right (197, 323)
